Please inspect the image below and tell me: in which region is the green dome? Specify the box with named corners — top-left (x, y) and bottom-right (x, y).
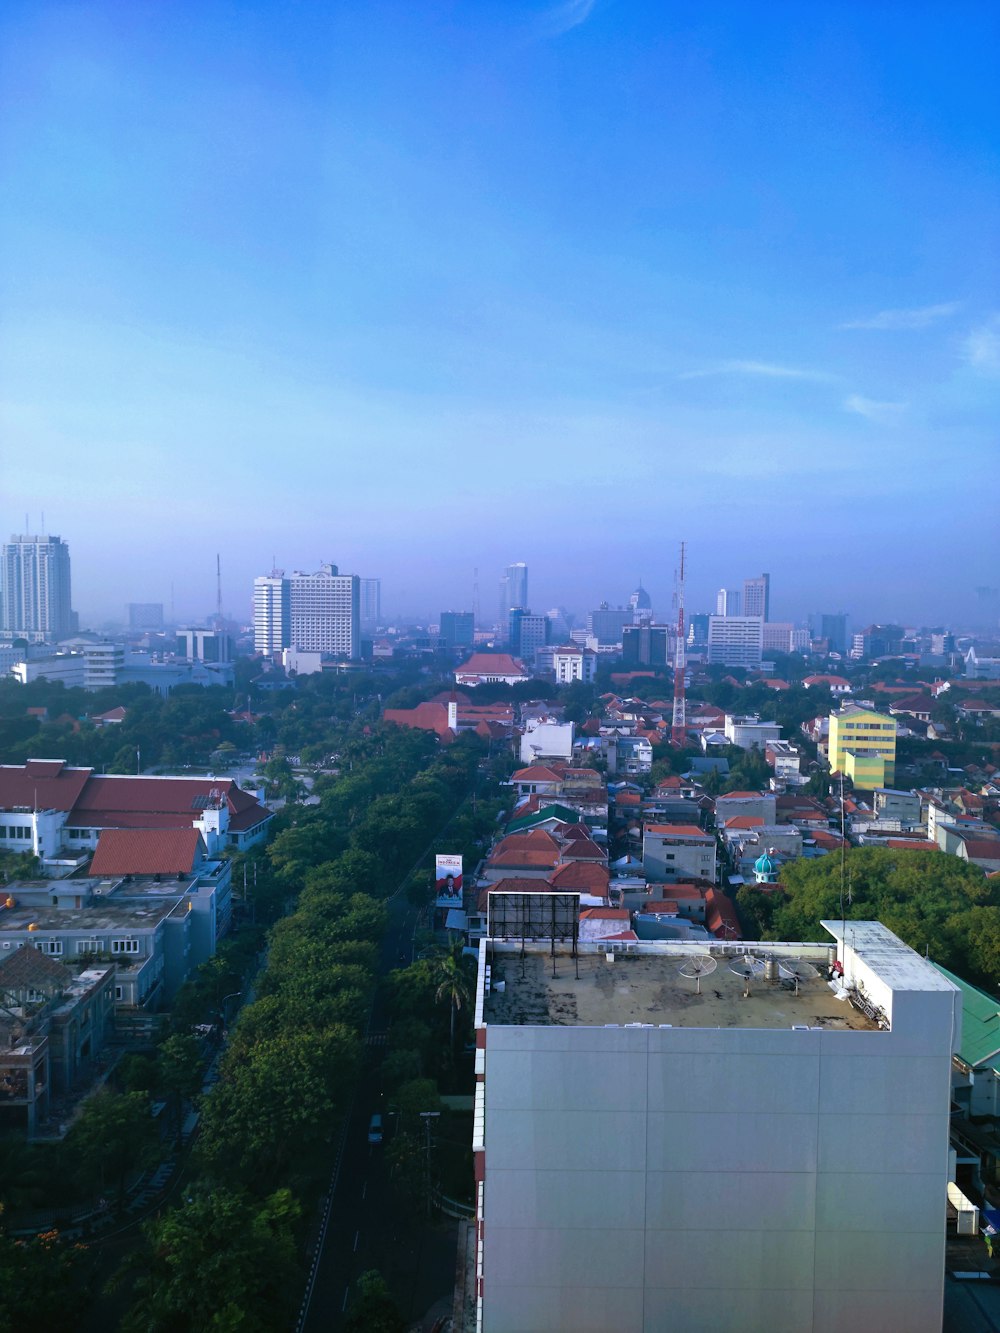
top-left (754, 852), bottom-right (775, 877)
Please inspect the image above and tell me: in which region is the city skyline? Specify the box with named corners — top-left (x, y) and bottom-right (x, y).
top-left (1, 4), bottom-right (996, 626)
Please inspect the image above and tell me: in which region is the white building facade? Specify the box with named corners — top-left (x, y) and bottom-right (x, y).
top-left (708, 614), bottom-right (764, 669)
top-left (1, 534), bottom-right (74, 641)
top-left (473, 922), bottom-right (959, 1333)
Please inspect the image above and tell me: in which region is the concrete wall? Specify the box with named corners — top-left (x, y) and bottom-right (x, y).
top-left (481, 1011), bottom-right (955, 1332)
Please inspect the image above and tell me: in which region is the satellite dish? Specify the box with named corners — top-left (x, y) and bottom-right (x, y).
top-left (677, 955), bottom-right (717, 994)
top-left (728, 955), bottom-right (765, 979)
top-left (778, 958), bottom-right (818, 994)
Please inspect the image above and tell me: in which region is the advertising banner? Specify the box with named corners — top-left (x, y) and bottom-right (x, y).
top-left (434, 853), bottom-right (463, 908)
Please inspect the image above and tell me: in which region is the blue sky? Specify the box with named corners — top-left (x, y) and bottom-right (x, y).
top-left (1, 0), bottom-right (997, 627)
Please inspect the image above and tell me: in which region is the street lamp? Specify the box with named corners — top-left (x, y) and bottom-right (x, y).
top-left (219, 990), bottom-right (242, 1033)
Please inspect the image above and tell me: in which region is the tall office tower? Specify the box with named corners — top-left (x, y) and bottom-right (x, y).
top-left (128, 603), bottom-right (164, 630)
top-left (686, 613), bottom-right (710, 646)
top-left (440, 611), bottom-right (475, 649)
top-left (359, 578), bottom-right (381, 631)
top-left (1, 534), bottom-right (74, 641)
top-left (505, 562), bottom-right (528, 615)
top-left (509, 609), bottom-right (548, 660)
top-left (628, 583), bottom-right (653, 624)
top-left (253, 573), bottom-right (290, 655)
top-left (715, 587), bottom-right (741, 616)
top-left (743, 572), bottom-right (770, 620)
top-left (288, 563), bottom-right (359, 657)
top-left (707, 614), bottom-right (764, 668)
top-left (472, 921), bottom-right (957, 1332)
top-left (622, 624), bottom-right (670, 667)
top-left (587, 604), bottom-right (632, 646)
top-left (819, 613), bottom-right (849, 654)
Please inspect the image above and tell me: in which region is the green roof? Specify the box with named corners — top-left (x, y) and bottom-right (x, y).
top-left (506, 803), bottom-right (581, 833)
top-left (931, 962), bottom-right (1000, 1069)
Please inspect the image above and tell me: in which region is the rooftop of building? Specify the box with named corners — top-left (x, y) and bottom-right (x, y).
top-left (481, 942), bottom-right (881, 1032)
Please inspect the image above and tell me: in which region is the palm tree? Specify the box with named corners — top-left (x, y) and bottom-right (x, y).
top-left (433, 953), bottom-right (471, 1054)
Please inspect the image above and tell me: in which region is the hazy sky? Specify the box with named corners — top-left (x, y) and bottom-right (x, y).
top-left (1, 1), bottom-right (997, 628)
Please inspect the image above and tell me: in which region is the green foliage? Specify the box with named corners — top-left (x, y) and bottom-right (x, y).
top-left (68, 1090), bottom-right (157, 1209)
top-left (119, 1187), bottom-right (300, 1333)
top-left (343, 1269), bottom-right (405, 1333)
top-left (741, 848), bottom-right (1000, 985)
top-left (199, 1026), bottom-right (360, 1183)
top-left (0, 1212), bottom-right (92, 1333)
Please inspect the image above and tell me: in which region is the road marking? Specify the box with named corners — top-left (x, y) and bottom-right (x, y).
top-left (353, 1229), bottom-right (360, 1252)
top-left (341, 1286), bottom-right (350, 1312)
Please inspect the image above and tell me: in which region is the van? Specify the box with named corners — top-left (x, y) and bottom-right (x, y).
top-left (367, 1113), bottom-right (383, 1144)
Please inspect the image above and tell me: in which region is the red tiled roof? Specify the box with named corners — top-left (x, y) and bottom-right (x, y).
top-left (549, 862), bottom-right (610, 892)
top-left (383, 702), bottom-right (452, 738)
top-left (722, 816), bottom-right (765, 830)
top-left (511, 765), bottom-right (564, 782)
top-left (559, 839), bottom-right (606, 861)
top-left (580, 908), bottom-right (629, 921)
top-left (487, 848), bottom-right (559, 869)
top-left (91, 827), bottom-right (205, 876)
top-left (717, 791), bottom-right (765, 801)
top-left (615, 791), bottom-right (641, 806)
top-left (705, 887), bottom-right (742, 940)
top-left (885, 838), bottom-right (938, 851)
top-left (456, 653), bottom-right (529, 677)
top-left (67, 775), bottom-right (270, 833)
top-left (0, 761), bottom-right (93, 813)
top-left (963, 840), bottom-right (1000, 860)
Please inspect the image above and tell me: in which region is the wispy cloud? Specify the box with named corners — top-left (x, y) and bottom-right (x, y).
top-left (962, 317), bottom-right (1000, 377)
top-left (533, 0), bottom-right (598, 40)
top-left (678, 360), bottom-right (835, 383)
top-left (843, 394), bottom-right (908, 425)
top-left (840, 302), bottom-right (960, 331)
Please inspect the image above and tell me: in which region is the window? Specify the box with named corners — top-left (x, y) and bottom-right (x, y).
top-left (37, 940), bottom-right (63, 956)
top-left (114, 985), bottom-right (124, 1001)
top-left (111, 938), bottom-right (140, 955)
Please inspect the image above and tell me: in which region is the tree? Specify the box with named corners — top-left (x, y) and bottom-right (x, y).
top-left (198, 1026), bottom-right (360, 1183)
top-left (70, 1090), bottom-right (157, 1211)
top-left (434, 953), bottom-right (473, 1053)
top-left (157, 1033), bottom-right (203, 1146)
top-left (0, 1211), bottom-right (92, 1333)
top-left (343, 1269), bottom-right (404, 1333)
top-left (119, 1187), bottom-right (299, 1333)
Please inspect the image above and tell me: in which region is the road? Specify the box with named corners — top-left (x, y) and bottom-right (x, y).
top-left (298, 876), bottom-right (459, 1332)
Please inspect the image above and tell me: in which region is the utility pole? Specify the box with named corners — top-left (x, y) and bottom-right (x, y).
top-left (419, 1110), bottom-right (441, 1218)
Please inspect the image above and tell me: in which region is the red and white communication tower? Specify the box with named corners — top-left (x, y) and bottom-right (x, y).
top-left (671, 541), bottom-right (687, 746)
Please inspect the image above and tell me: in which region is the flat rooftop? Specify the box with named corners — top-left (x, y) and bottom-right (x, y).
top-left (482, 947), bottom-right (880, 1032)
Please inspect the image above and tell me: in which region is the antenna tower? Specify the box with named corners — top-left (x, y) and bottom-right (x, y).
top-left (671, 540), bottom-right (687, 745)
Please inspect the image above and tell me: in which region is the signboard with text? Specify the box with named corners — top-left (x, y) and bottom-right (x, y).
top-left (434, 854), bottom-right (464, 908)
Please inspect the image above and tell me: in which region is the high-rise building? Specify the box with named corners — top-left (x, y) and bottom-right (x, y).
top-left (128, 603), bottom-right (164, 630)
top-left (628, 583), bottom-right (653, 624)
top-left (359, 578), bottom-right (381, 630)
top-left (509, 610), bottom-right (549, 661)
top-left (253, 573), bottom-right (290, 655)
top-left (440, 611), bottom-right (475, 649)
top-left (288, 564), bottom-right (359, 657)
top-left (743, 572), bottom-right (770, 620)
top-left (622, 624), bottom-right (670, 667)
top-left (472, 921), bottom-right (957, 1332)
top-left (715, 587), bottom-right (741, 616)
top-left (587, 604), bottom-right (632, 646)
top-left (505, 563), bottom-right (528, 614)
top-left (254, 564), bottom-right (360, 657)
top-left (819, 613), bottom-right (849, 654)
top-left (1, 534), bottom-right (74, 641)
top-left (707, 615), bottom-right (763, 668)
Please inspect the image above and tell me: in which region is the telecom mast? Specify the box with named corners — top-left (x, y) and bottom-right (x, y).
top-left (671, 541), bottom-right (687, 746)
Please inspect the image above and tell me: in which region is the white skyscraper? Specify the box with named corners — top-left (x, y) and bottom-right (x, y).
top-left (1, 534), bottom-right (74, 641)
top-left (716, 587), bottom-right (742, 616)
top-left (743, 572), bottom-right (771, 620)
top-left (253, 573), bottom-right (290, 655)
top-left (288, 564), bottom-right (359, 657)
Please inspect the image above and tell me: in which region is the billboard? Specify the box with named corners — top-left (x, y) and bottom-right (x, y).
top-left (435, 854), bottom-right (463, 908)
top-left (487, 891), bottom-right (581, 942)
